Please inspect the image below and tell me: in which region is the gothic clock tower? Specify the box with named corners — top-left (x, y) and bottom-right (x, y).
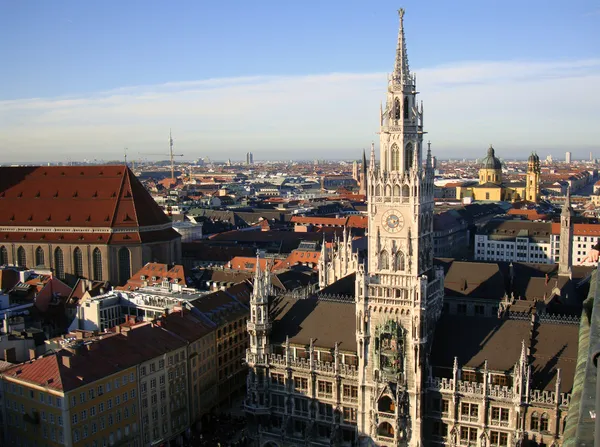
top-left (355, 9), bottom-right (444, 446)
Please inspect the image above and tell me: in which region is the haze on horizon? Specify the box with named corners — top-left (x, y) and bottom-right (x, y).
top-left (1, 0), bottom-right (599, 163)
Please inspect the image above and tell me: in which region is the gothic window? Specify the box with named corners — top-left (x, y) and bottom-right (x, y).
top-left (391, 144), bottom-right (400, 171)
top-left (380, 251), bottom-right (390, 270)
top-left (395, 251), bottom-right (405, 271)
top-left (92, 248), bottom-right (103, 281)
top-left (405, 143), bottom-right (413, 170)
top-left (404, 97), bottom-right (409, 119)
top-left (375, 185), bottom-right (381, 196)
top-left (394, 98), bottom-right (400, 120)
top-left (73, 247), bottom-right (84, 278)
top-left (35, 246), bottom-right (45, 266)
top-left (17, 246), bottom-right (26, 267)
top-left (540, 413), bottom-right (549, 432)
top-left (530, 412), bottom-right (539, 431)
top-left (54, 248), bottom-right (65, 280)
top-left (118, 247), bottom-right (131, 284)
top-left (402, 185), bottom-right (410, 202)
top-left (393, 184), bottom-right (401, 196)
top-left (0, 246), bottom-right (7, 265)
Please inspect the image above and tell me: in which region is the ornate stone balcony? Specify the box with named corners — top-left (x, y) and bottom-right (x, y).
top-left (457, 380), bottom-right (484, 396)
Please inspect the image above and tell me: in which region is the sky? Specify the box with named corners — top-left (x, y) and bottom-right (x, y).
top-left (0, 0), bottom-right (599, 163)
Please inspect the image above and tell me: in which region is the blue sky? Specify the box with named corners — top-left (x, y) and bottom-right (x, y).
top-left (1, 0), bottom-right (599, 162)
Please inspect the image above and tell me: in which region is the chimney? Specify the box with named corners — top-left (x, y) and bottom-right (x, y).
top-left (115, 325), bottom-right (122, 334)
top-left (29, 348), bottom-right (36, 360)
top-left (75, 331), bottom-right (84, 340)
top-left (86, 342), bottom-right (99, 352)
top-left (4, 347), bottom-right (16, 363)
top-left (19, 270), bottom-right (32, 283)
top-left (62, 355), bottom-right (72, 368)
top-left (3, 316), bottom-right (9, 334)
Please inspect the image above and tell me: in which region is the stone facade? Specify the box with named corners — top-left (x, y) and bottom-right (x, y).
top-left (318, 228), bottom-right (361, 288)
top-left (244, 9), bottom-right (576, 447)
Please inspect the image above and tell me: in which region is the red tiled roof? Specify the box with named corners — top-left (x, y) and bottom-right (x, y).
top-left (345, 215), bottom-right (368, 229)
top-left (551, 223), bottom-right (600, 236)
top-left (117, 262), bottom-right (188, 290)
top-left (277, 250), bottom-right (321, 270)
top-left (228, 257), bottom-right (272, 272)
top-left (291, 216), bottom-right (346, 226)
top-left (0, 166), bottom-right (170, 229)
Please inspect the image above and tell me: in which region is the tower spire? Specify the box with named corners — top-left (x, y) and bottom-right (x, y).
top-left (426, 141), bottom-right (432, 169)
top-left (369, 142), bottom-right (376, 173)
top-left (169, 129), bottom-right (175, 181)
top-left (563, 185), bottom-right (572, 213)
top-left (559, 186), bottom-right (574, 276)
top-left (393, 8), bottom-right (410, 85)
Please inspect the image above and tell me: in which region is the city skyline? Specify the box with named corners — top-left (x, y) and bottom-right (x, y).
top-left (1, 0), bottom-right (599, 162)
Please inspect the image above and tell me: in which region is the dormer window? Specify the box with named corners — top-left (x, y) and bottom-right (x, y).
top-left (140, 275), bottom-right (146, 281)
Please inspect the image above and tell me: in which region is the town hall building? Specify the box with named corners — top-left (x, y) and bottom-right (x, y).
top-left (245, 9), bottom-right (580, 447)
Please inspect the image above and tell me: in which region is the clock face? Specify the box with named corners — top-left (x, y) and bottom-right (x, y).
top-left (382, 210), bottom-right (404, 233)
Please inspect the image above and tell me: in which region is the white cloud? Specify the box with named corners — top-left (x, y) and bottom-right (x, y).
top-left (1, 59), bottom-right (599, 162)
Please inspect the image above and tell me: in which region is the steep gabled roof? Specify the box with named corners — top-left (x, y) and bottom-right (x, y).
top-left (0, 166), bottom-right (170, 229)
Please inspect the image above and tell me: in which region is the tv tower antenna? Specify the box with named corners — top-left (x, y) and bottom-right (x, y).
top-left (169, 129), bottom-right (175, 181)
top-left (124, 147), bottom-right (128, 167)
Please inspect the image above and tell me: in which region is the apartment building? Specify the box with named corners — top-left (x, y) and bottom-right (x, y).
top-left (115, 324), bottom-right (189, 446)
top-left (68, 285), bottom-right (208, 332)
top-left (474, 221), bottom-right (553, 264)
top-left (158, 310), bottom-right (218, 426)
top-left (2, 343), bottom-right (140, 447)
top-left (190, 290), bottom-right (249, 404)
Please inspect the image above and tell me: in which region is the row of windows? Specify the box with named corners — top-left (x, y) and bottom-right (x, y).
top-left (71, 376), bottom-right (135, 408)
top-left (1, 245), bottom-right (103, 281)
top-left (5, 384), bottom-right (63, 409)
top-left (74, 422), bottom-right (136, 444)
top-left (5, 400), bottom-right (63, 426)
top-left (430, 400), bottom-right (554, 433)
top-left (5, 416), bottom-right (64, 442)
top-left (217, 318), bottom-right (247, 338)
top-left (72, 395), bottom-right (134, 425)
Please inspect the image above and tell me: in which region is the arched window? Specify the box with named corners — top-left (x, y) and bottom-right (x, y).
top-left (380, 251), bottom-right (389, 270)
top-left (393, 184), bottom-right (401, 196)
top-left (73, 247), bottom-right (84, 278)
top-left (391, 144), bottom-right (400, 171)
top-left (540, 413), bottom-right (549, 432)
top-left (118, 247), bottom-right (131, 284)
top-left (54, 248), bottom-right (65, 280)
top-left (402, 185), bottom-right (410, 202)
top-left (378, 422), bottom-right (394, 438)
top-left (395, 251), bottom-right (405, 271)
top-left (530, 412), bottom-right (539, 431)
top-left (93, 248), bottom-right (103, 281)
top-left (378, 396), bottom-right (395, 413)
top-left (0, 246), bottom-right (7, 265)
top-left (35, 246), bottom-right (45, 266)
top-left (17, 246), bottom-right (26, 267)
top-left (405, 143), bottom-right (414, 170)
top-left (404, 97), bottom-right (409, 119)
top-left (394, 98), bottom-right (400, 120)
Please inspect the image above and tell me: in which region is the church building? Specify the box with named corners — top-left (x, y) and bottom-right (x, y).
top-left (456, 148), bottom-right (541, 203)
top-left (244, 9), bottom-right (578, 447)
top-left (0, 166), bottom-right (181, 285)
